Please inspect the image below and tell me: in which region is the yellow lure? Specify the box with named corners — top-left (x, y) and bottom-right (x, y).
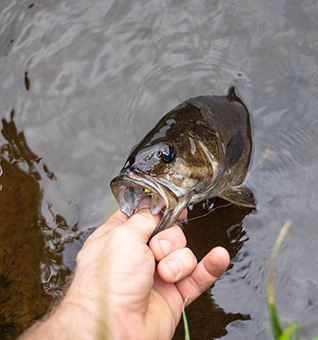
top-left (143, 187), bottom-right (152, 193)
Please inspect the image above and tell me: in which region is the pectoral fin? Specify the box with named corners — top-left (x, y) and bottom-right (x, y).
top-left (219, 186), bottom-right (256, 208)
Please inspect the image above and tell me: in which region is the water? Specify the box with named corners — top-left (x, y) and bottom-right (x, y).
top-left (0, 0), bottom-right (318, 338)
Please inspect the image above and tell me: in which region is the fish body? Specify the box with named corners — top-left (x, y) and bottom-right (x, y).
top-left (111, 87), bottom-right (255, 236)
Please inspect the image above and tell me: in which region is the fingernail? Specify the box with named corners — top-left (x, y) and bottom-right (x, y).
top-left (165, 260), bottom-right (180, 277)
top-left (159, 240), bottom-right (171, 256)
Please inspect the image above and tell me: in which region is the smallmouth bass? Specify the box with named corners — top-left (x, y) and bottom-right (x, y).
top-left (111, 87), bottom-right (255, 236)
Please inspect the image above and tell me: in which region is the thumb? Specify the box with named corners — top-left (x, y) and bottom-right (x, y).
top-left (123, 208), bottom-right (161, 243)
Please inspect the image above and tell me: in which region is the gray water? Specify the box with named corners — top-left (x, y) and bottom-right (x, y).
top-left (1, 0), bottom-right (318, 339)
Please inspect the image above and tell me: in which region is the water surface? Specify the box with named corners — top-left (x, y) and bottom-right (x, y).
top-left (1, 0), bottom-right (318, 339)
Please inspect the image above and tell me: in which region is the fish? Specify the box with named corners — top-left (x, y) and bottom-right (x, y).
top-left (110, 87), bottom-right (255, 237)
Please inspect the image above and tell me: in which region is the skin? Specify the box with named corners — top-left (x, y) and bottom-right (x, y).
top-left (21, 208), bottom-right (230, 340)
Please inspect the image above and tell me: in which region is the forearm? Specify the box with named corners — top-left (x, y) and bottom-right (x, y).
top-left (20, 300), bottom-right (102, 340)
top-left (20, 293), bottom-right (143, 340)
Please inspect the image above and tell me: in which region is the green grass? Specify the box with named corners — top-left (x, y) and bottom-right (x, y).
top-left (181, 221), bottom-right (318, 340)
top-left (182, 307), bottom-right (191, 340)
top-left (267, 221), bottom-right (302, 340)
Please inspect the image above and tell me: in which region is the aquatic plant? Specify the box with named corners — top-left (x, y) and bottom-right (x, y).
top-left (267, 221), bottom-right (302, 340)
top-left (182, 307), bottom-right (190, 340)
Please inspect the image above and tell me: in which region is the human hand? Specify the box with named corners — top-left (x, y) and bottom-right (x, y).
top-left (23, 208), bottom-right (230, 340)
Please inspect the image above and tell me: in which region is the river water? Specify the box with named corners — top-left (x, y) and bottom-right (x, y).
top-left (0, 0), bottom-right (318, 339)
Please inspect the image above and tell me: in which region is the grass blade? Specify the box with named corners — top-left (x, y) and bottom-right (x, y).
top-left (267, 221), bottom-right (292, 339)
top-left (182, 307), bottom-right (191, 340)
top-left (279, 323), bottom-right (302, 340)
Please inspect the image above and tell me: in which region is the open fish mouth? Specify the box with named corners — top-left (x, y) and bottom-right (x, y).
top-left (110, 170), bottom-right (179, 218)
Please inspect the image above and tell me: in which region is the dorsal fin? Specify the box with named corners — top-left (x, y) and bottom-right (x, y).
top-left (226, 86), bottom-right (249, 111)
top-left (227, 86), bottom-right (241, 102)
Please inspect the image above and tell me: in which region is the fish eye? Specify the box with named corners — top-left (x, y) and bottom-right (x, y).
top-left (156, 150), bottom-right (162, 158)
top-left (161, 145), bottom-right (176, 163)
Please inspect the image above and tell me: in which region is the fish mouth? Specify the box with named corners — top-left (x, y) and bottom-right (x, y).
top-left (110, 170), bottom-right (179, 218)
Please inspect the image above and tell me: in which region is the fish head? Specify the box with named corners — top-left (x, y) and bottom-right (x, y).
top-left (110, 106), bottom-right (218, 233)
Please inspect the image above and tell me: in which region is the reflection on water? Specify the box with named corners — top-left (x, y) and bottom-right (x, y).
top-left (184, 200), bottom-right (251, 260)
top-left (175, 292), bottom-right (250, 340)
top-left (0, 115), bottom-right (71, 338)
top-left (1, 0), bottom-right (318, 339)
top-left (0, 114), bottom-right (252, 339)
top-left (174, 200), bottom-right (252, 339)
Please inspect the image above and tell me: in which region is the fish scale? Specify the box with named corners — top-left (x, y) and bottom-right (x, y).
top-left (111, 87), bottom-right (256, 237)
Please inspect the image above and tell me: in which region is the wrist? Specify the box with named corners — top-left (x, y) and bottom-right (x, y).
top-left (23, 293), bottom-right (145, 340)
top-left (61, 271), bottom-right (146, 340)
top-left (20, 299), bottom-right (100, 340)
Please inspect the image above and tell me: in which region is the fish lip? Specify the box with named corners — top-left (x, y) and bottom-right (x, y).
top-left (128, 171), bottom-right (173, 207)
top-left (110, 170), bottom-right (179, 216)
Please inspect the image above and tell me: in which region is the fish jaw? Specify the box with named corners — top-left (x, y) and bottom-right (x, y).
top-left (150, 197), bottom-right (191, 237)
top-left (110, 170), bottom-right (181, 220)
